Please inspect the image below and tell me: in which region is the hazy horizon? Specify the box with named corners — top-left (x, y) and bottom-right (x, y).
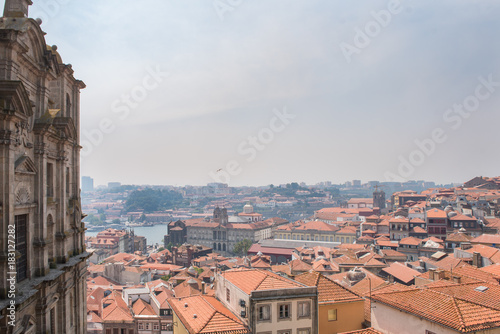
top-left (9, 1), bottom-right (500, 187)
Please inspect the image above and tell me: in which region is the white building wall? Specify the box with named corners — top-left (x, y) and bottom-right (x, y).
top-left (371, 302), bottom-right (500, 334)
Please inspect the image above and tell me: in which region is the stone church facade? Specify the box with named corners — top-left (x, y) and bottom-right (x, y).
top-left (0, 1), bottom-right (89, 333)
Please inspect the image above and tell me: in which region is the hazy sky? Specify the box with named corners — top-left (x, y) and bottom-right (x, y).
top-left (10, 0), bottom-right (500, 186)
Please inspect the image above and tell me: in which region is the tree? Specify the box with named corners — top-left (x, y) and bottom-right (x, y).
top-left (112, 218), bottom-right (121, 225)
top-left (160, 274), bottom-right (171, 281)
top-left (233, 239), bottom-right (253, 256)
top-left (157, 247), bottom-right (165, 252)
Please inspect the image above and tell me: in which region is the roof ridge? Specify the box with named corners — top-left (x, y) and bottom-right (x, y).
top-left (450, 297), bottom-right (466, 331)
top-left (198, 297), bottom-right (242, 333)
top-left (190, 296), bottom-right (218, 333)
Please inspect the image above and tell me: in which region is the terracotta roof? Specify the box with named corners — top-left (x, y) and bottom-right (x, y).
top-left (426, 208), bottom-right (448, 218)
top-left (339, 328), bottom-right (383, 334)
top-left (379, 249), bottom-right (406, 258)
top-left (372, 288), bottom-right (500, 332)
top-left (221, 268), bottom-right (304, 294)
top-left (471, 234), bottom-right (500, 245)
top-left (311, 258), bottom-right (340, 273)
top-left (174, 278), bottom-right (203, 298)
top-left (419, 254), bottom-right (465, 271)
top-left (102, 291), bottom-right (134, 322)
top-left (449, 213), bottom-right (478, 221)
top-left (294, 271), bottom-right (363, 304)
top-left (427, 282), bottom-right (500, 310)
top-left (168, 295), bottom-right (249, 334)
top-left (381, 262), bottom-right (420, 284)
top-left (446, 232), bottom-right (473, 243)
top-left (399, 237), bottom-right (422, 246)
top-left (465, 245), bottom-right (500, 263)
top-left (480, 263), bottom-right (500, 278)
top-left (452, 264), bottom-right (500, 284)
top-left (412, 226), bottom-right (427, 233)
top-left (132, 298), bottom-right (157, 316)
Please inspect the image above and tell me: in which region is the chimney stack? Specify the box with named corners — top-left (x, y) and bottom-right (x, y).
top-left (472, 252), bottom-right (482, 268)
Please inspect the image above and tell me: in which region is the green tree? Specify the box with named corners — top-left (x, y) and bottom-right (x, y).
top-left (157, 247), bottom-right (165, 252)
top-left (112, 218), bottom-right (121, 224)
top-left (233, 239), bottom-right (253, 256)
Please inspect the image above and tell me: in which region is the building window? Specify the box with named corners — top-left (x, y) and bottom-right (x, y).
top-left (15, 215), bottom-right (28, 281)
top-left (298, 329), bottom-right (311, 334)
top-left (258, 304), bottom-right (271, 321)
top-left (278, 330), bottom-right (292, 334)
top-left (226, 288), bottom-right (230, 302)
top-left (328, 309), bottom-right (337, 321)
top-left (298, 301), bottom-right (310, 318)
top-left (145, 323), bottom-right (150, 330)
top-left (138, 323), bottom-right (144, 330)
top-left (106, 330), bottom-right (111, 334)
top-left (153, 324), bottom-right (159, 330)
top-left (161, 324), bottom-right (167, 330)
top-left (278, 303), bottom-right (291, 319)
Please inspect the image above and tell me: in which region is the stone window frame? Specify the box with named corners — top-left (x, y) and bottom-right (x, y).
top-left (297, 301), bottom-right (311, 319)
top-left (257, 303), bottom-right (271, 323)
top-left (297, 328), bottom-right (311, 334)
top-left (277, 302), bottom-right (292, 321)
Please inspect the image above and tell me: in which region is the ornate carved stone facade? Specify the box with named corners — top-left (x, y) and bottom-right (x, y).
top-left (0, 1), bottom-right (89, 333)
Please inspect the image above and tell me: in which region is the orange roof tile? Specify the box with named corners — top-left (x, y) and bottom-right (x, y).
top-left (472, 234), bottom-right (500, 244)
top-left (381, 262), bottom-right (420, 284)
top-left (221, 268), bottom-right (304, 294)
top-left (294, 271), bottom-right (363, 304)
top-left (372, 288), bottom-right (500, 332)
top-left (168, 295), bottom-right (249, 334)
top-left (132, 298), bottom-right (157, 316)
top-left (339, 328), bottom-right (383, 334)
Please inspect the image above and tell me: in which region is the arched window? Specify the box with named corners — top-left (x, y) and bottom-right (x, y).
top-left (218, 243), bottom-right (221, 251)
top-left (223, 244), bottom-right (226, 251)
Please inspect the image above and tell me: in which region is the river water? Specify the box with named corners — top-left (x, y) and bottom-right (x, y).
top-left (85, 224), bottom-right (169, 246)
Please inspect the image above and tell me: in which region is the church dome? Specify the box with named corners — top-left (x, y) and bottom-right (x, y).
top-left (243, 203), bottom-right (254, 214)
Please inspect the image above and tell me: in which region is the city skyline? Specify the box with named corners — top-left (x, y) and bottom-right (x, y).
top-left (15, 0), bottom-right (500, 187)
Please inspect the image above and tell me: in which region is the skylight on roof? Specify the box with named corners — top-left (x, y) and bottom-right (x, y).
top-left (475, 286), bottom-right (489, 292)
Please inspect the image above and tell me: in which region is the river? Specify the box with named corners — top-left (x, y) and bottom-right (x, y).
top-left (85, 224), bottom-right (169, 246)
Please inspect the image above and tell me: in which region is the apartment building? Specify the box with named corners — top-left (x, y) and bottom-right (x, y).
top-left (216, 268), bottom-right (318, 334)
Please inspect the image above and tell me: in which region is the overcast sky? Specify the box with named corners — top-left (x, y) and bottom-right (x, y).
top-left (9, 0), bottom-right (500, 187)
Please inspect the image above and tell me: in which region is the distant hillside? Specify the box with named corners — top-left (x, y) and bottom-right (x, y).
top-left (124, 188), bottom-right (184, 213)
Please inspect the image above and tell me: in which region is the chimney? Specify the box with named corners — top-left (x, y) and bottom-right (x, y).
top-left (428, 268), bottom-right (436, 281)
top-left (436, 270), bottom-right (445, 280)
top-left (201, 282), bottom-right (206, 295)
top-left (472, 252), bottom-right (482, 268)
top-left (452, 276), bottom-right (461, 283)
top-left (461, 243), bottom-right (472, 250)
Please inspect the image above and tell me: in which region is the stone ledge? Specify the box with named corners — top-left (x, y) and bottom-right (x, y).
top-left (0, 251), bottom-right (90, 310)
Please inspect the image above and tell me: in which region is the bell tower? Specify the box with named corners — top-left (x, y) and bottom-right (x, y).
top-left (3, 0), bottom-right (32, 17)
